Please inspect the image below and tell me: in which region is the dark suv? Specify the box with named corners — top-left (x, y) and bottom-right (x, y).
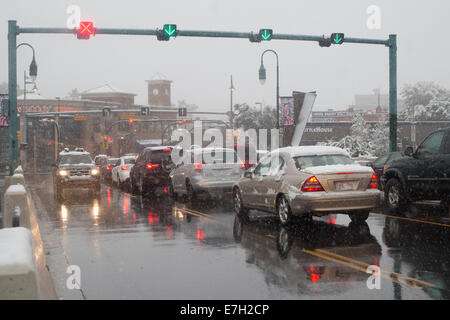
top-left (382, 127), bottom-right (450, 210)
top-left (129, 146), bottom-right (174, 197)
top-left (53, 148), bottom-right (101, 201)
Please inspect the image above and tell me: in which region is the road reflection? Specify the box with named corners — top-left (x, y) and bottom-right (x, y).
top-left (383, 212), bottom-right (450, 299)
top-left (232, 214), bottom-right (381, 296)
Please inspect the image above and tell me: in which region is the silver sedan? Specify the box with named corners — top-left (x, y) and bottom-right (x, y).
top-left (169, 147), bottom-right (245, 202)
top-left (232, 146), bottom-right (380, 225)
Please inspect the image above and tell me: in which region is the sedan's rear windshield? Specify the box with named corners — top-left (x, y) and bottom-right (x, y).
top-left (107, 159), bottom-right (119, 165)
top-left (59, 154), bottom-right (93, 165)
top-left (294, 154), bottom-right (354, 170)
top-left (124, 158), bottom-right (136, 165)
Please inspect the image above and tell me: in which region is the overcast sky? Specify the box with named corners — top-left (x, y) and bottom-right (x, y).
top-left (1, 0), bottom-right (449, 112)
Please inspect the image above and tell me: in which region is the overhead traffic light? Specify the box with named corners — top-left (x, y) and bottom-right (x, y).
top-left (331, 33), bottom-right (344, 45)
top-left (76, 21), bottom-right (96, 40)
top-left (157, 24), bottom-right (178, 41)
top-left (178, 107), bottom-right (187, 117)
top-left (258, 29), bottom-right (273, 41)
top-left (141, 106), bottom-right (150, 116)
top-left (102, 135), bottom-right (108, 149)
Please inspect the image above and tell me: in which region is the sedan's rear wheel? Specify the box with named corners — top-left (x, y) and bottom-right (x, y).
top-left (277, 195), bottom-right (292, 225)
top-left (233, 188), bottom-right (249, 220)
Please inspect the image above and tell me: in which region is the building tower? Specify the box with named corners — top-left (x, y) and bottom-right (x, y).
top-left (146, 73), bottom-right (172, 107)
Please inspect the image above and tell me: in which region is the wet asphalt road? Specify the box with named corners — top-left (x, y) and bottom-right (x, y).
top-left (28, 174), bottom-right (450, 300)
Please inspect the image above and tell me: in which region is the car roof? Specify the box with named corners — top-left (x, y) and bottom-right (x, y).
top-left (144, 146), bottom-right (172, 151)
top-left (59, 151), bottom-right (90, 156)
top-left (273, 146), bottom-right (350, 158)
top-left (190, 147), bottom-right (235, 154)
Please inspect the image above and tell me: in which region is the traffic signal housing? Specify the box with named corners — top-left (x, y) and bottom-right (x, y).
top-left (77, 21), bottom-right (96, 40)
top-left (331, 33), bottom-right (345, 45)
top-left (258, 29), bottom-right (273, 41)
top-left (157, 24), bottom-right (178, 41)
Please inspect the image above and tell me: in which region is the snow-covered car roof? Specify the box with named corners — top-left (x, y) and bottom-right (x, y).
top-left (274, 146), bottom-right (350, 158)
top-left (59, 151), bottom-right (91, 156)
top-left (190, 147), bottom-right (235, 154)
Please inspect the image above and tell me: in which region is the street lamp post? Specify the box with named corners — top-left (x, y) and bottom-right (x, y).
top-left (16, 42), bottom-right (37, 171)
top-left (259, 49), bottom-right (279, 129)
top-left (229, 75), bottom-right (235, 128)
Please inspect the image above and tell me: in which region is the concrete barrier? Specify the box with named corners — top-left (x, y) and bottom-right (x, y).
top-left (0, 227), bottom-right (39, 299)
top-left (3, 173), bottom-right (25, 192)
top-left (2, 184), bottom-right (30, 229)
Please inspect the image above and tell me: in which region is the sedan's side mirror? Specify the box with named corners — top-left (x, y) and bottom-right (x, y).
top-left (404, 146), bottom-right (414, 157)
top-left (244, 171), bottom-right (253, 179)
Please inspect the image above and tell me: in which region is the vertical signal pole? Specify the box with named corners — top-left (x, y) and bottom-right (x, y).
top-left (8, 20), bottom-right (18, 175)
top-left (388, 34), bottom-right (397, 152)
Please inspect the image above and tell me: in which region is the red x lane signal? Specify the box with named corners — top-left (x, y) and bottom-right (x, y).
top-left (77, 21), bottom-right (96, 39)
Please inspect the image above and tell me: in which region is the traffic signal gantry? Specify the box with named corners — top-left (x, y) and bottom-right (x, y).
top-left (7, 20), bottom-right (398, 175)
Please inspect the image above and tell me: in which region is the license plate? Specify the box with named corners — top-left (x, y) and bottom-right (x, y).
top-left (335, 181), bottom-right (357, 191)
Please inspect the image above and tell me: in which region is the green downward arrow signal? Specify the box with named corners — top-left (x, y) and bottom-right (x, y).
top-left (334, 34), bottom-right (342, 44)
top-left (164, 25), bottom-right (176, 37)
top-left (261, 29), bottom-right (271, 40)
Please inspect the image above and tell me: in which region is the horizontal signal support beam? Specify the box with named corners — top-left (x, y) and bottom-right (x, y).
top-left (17, 27), bottom-right (389, 46)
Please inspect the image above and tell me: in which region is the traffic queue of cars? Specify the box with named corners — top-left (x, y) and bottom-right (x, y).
top-left (66, 126), bottom-right (448, 226)
top-left (94, 144), bottom-right (382, 225)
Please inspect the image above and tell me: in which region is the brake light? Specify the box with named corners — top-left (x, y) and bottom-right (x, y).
top-left (146, 163), bottom-right (159, 170)
top-left (163, 148), bottom-right (172, 152)
top-left (367, 173), bottom-right (378, 189)
top-left (337, 172), bottom-right (354, 175)
top-left (121, 166), bottom-right (128, 171)
top-left (194, 163), bottom-right (203, 170)
top-left (239, 162), bottom-right (245, 169)
top-left (106, 166), bottom-right (113, 171)
top-left (301, 176), bottom-right (324, 192)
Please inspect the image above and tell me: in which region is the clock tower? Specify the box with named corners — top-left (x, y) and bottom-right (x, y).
top-left (146, 78), bottom-right (172, 107)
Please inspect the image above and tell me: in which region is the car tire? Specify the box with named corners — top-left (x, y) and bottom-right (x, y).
top-left (277, 195), bottom-right (292, 226)
top-left (186, 180), bottom-right (197, 204)
top-left (130, 177), bottom-right (139, 195)
top-left (169, 179), bottom-right (177, 200)
top-left (348, 210), bottom-right (370, 223)
top-left (385, 178), bottom-right (409, 211)
top-left (233, 188), bottom-right (249, 220)
top-left (139, 176), bottom-right (145, 196)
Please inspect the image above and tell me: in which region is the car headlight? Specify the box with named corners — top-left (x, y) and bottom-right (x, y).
top-left (58, 169), bottom-right (68, 176)
top-left (91, 168), bottom-right (99, 175)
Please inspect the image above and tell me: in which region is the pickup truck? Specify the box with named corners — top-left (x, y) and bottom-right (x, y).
top-left (382, 127), bottom-right (450, 211)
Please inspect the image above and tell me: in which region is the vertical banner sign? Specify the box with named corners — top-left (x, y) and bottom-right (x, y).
top-left (283, 91), bottom-right (317, 147)
top-left (280, 97), bottom-right (295, 126)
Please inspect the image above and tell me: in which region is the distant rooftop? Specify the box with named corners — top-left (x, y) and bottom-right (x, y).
top-left (146, 72), bottom-right (172, 83)
top-left (81, 84), bottom-right (136, 96)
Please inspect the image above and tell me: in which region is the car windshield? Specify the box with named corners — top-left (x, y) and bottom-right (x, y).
top-left (59, 154), bottom-right (92, 165)
top-left (294, 154), bottom-right (354, 170)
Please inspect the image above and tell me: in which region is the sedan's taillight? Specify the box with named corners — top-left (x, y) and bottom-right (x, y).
top-left (121, 166), bottom-right (128, 171)
top-left (301, 176), bottom-right (325, 192)
top-left (106, 166), bottom-right (113, 171)
top-left (194, 163), bottom-right (203, 170)
top-left (146, 163), bottom-right (159, 170)
top-left (367, 173), bottom-right (378, 189)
